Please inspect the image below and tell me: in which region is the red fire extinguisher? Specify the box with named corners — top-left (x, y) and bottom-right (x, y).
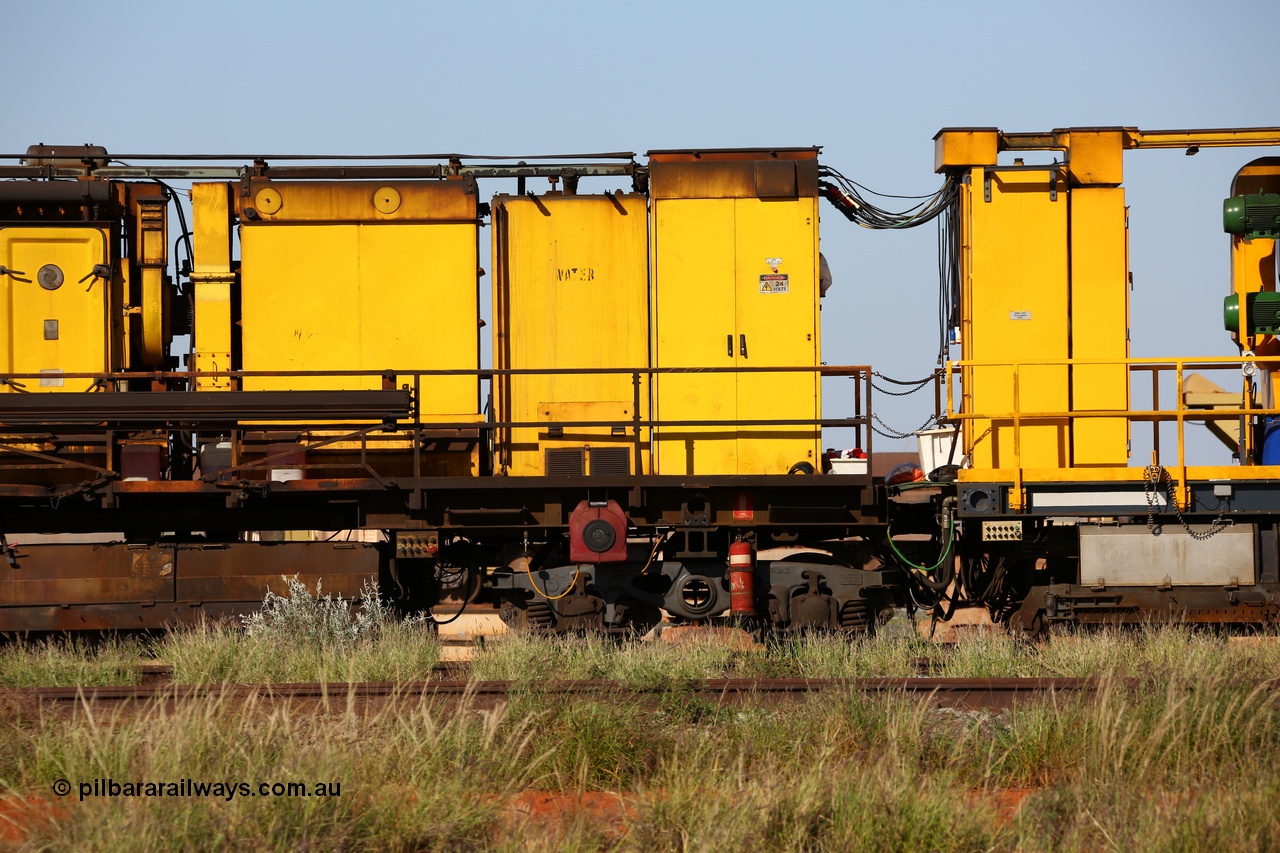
top-left (728, 536), bottom-right (755, 617)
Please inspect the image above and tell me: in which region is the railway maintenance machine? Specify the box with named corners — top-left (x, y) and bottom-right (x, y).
top-left (930, 126), bottom-right (1280, 630)
top-left (0, 147), bottom-right (891, 634)
top-left (2, 128), bottom-right (1280, 634)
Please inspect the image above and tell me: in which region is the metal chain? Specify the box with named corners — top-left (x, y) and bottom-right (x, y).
top-left (1143, 464), bottom-right (1163, 535)
top-left (1143, 464), bottom-right (1228, 541)
top-left (871, 414), bottom-right (937, 441)
top-left (872, 383), bottom-right (929, 397)
top-left (871, 372), bottom-right (934, 398)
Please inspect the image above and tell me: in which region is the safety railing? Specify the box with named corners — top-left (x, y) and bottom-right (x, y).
top-left (944, 354), bottom-right (1274, 506)
top-left (0, 363), bottom-right (875, 486)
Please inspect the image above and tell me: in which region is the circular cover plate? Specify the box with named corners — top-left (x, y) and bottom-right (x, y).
top-left (373, 186), bottom-right (401, 214)
top-left (37, 264), bottom-right (64, 291)
top-left (254, 187), bottom-right (283, 215)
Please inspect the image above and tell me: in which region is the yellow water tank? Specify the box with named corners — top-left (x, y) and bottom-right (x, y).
top-left (491, 192), bottom-right (649, 476)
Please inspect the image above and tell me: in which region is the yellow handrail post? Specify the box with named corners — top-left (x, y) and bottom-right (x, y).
top-left (1242, 369), bottom-right (1253, 463)
top-left (1011, 364), bottom-right (1024, 511)
top-left (1175, 361), bottom-right (1188, 510)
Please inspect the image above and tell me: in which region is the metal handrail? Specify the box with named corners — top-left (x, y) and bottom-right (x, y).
top-left (943, 354), bottom-right (1275, 508)
top-left (0, 364), bottom-right (876, 484)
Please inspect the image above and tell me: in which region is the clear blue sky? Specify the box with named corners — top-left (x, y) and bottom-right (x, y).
top-left (5, 0), bottom-right (1277, 462)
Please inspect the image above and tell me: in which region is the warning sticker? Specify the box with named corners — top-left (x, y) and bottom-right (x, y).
top-left (759, 274), bottom-right (789, 293)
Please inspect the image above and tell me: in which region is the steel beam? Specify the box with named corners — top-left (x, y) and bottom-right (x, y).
top-left (0, 390), bottom-right (412, 424)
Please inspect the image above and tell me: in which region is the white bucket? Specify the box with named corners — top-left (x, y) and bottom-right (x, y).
top-left (916, 426), bottom-right (964, 474)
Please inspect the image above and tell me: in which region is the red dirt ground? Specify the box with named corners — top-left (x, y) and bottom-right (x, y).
top-left (0, 795), bottom-right (68, 844)
top-left (501, 790), bottom-right (636, 841)
top-left (970, 787), bottom-right (1035, 828)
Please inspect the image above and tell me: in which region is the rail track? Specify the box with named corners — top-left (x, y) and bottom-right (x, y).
top-left (0, 676), bottom-right (1150, 712)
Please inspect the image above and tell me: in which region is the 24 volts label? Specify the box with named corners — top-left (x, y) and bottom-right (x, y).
top-left (759, 274), bottom-right (789, 293)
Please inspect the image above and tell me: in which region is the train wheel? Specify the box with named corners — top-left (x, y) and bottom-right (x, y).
top-left (1008, 608), bottom-right (1046, 641)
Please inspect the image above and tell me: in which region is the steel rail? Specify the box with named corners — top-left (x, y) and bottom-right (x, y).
top-left (0, 677), bottom-right (1147, 711)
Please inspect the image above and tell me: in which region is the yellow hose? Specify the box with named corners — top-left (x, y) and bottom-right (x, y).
top-left (526, 564), bottom-right (582, 601)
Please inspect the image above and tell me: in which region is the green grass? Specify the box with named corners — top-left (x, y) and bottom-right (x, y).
top-left (5, 600), bottom-right (1280, 848)
top-left (1, 672), bottom-right (1278, 850)
top-left (0, 636), bottom-right (149, 688)
top-left (160, 575), bottom-right (442, 685)
top-left (0, 578), bottom-right (443, 687)
top-left (9, 617), bottom-right (1280, 690)
top-left (467, 622), bottom-right (1280, 685)
top-left (158, 616), bottom-right (441, 685)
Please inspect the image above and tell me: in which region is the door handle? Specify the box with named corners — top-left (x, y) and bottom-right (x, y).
top-left (739, 334), bottom-right (748, 358)
top-left (727, 334), bottom-right (733, 357)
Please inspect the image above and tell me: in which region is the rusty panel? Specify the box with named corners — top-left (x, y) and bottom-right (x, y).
top-left (0, 543), bottom-right (175, 606)
top-left (647, 149), bottom-right (820, 163)
top-left (176, 541), bottom-right (379, 602)
top-left (0, 602), bottom-right (291, 632)
top-left (754, 160), bottom-right (798, 198)
top-left (649, 152), bottom-right (819, 200)
top-left (238, 179), bottom-right (476, 222)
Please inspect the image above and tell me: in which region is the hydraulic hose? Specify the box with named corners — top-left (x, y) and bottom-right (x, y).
top-left (886, 499), bottom-right (958, 592)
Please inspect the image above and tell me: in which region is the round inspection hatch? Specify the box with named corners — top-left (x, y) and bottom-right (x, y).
top-left (37, 264), bottom-right (64, 291)
top-left (254, 187), bottom-right (283, 215)
top-left (373, 187), bottom-right (401, 214)
top-left (679, 577), bottom-right (715, 614)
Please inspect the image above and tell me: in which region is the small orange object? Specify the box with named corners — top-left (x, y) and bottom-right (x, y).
top-left (885, 462), bottom-right (925, 485)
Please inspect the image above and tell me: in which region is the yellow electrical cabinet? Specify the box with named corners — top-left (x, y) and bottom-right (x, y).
top-left (187, 178), bottom-right (485, 476)
top-left (234, 180), bottom-right (480, 418)
top-left (0, 175), bottom-right (173, 394)
top-left (649, 150), bottom-right (822, 475)
top-left (937, 127), bottom-right (1132, 475)
top-left (0, 226), bottom-right (112, 392)
top-left (492, 193), bottom-right (649, 476)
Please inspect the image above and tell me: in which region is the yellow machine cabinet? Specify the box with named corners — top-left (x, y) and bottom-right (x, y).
top-left (0, 226), bottom-right (111, 392)
top-left (492, 193), bottom-right (649, 476)
top-left (0, 167), bottom-right (174, 396)
top-left (938, 127), bottom-right (1133, 474)
top-left (960, 167), bottom-right (1072, 470)
top-left (1069, 187), bottom-right (1130, 466)
top-left (234, 180), bottom-right (481, 423)
top-left (649, 150), bottom-right (822, 475)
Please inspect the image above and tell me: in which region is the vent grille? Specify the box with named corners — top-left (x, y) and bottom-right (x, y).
top-left (1245, 203), bottom-right (1280, 238)
top-left (545, 448), bottom-right (585, 477)
top-left (590, 447), bottom-right (631, 476)
top-left (1251, 293), bottom-right (1280, 331)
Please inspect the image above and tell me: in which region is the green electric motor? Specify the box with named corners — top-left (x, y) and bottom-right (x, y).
top-left (1225, 291), bottom-right (1280, 335)
top-left (1224, 193), bottom-right (1280, 240)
